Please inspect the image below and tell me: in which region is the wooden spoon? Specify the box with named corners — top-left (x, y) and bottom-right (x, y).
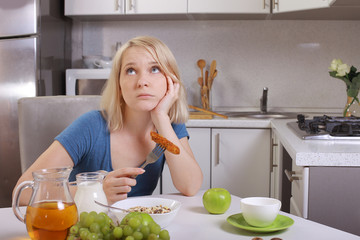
top-left (197, 77), bottom-right (203, 87)
top-left (197, 59), bottom-right (206, 84)
top-left (209, 69), bottom-right (217, 90)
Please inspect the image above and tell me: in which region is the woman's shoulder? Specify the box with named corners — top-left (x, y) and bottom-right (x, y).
top-left (73, 110), bottom-right (107, 128)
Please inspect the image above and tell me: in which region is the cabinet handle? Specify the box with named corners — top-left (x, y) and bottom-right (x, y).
top-left (128, 0), bottom-right (135, 12)
top-left (270, 138), bottom-right (278, 173)
top-left (273, 0), bottom-right (279, 10)
top-left (263, 0), bottom-right (266, 9)
top-left (215, 133), bottom-right (220, 166)
top-left (284, 169), bottom-right (300, 182)
top-left (116, 0), bottom-right (123, 13)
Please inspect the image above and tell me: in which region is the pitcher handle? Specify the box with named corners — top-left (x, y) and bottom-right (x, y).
top-left (12, 180), bottom-right (34, 223)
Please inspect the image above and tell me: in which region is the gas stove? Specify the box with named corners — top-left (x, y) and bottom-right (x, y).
top-left (287, 114), bottom-right (360, 140)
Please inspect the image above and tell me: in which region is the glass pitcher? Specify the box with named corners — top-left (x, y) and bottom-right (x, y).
top-left (12, 167), bottom-right (78, 240)
top-left (74, 171), bottom-right (108, 215)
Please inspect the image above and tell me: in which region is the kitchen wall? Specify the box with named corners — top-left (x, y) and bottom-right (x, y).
top-left (72, 20), bottom-right (360, 113)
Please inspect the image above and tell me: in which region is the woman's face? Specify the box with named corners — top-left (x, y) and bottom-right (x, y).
top-left (119, 46), bottom-right (167, 112)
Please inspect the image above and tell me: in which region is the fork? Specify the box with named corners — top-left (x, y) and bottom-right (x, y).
top-left (140, 143), bottom-right (166, 169)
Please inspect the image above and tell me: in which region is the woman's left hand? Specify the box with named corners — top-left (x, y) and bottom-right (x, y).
top-left (151, 76), bottom-right (179, 120)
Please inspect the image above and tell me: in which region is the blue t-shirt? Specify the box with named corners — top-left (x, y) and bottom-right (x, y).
top-left (55, 110), bottom-right (188, 197)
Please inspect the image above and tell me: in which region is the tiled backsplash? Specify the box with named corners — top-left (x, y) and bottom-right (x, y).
top-left (74, 20), bottom-right (360, 112)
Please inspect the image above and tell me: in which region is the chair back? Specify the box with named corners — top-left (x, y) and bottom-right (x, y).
top-left (18, 95), bottom-right (101, 172)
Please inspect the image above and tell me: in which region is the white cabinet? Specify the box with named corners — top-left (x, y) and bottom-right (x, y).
top-left (161, 128), bottom-right (211, 194)
top-left (65, 0), bottom-right (187, 16)
top-left (65, 0), bottom-right (123, 15)
top-left (188, 0), bottom-right (271, 14)
top-left (272, 0), bottom-right (332, 13)
top-left (126, 0), bottom-right (187, 14)
top-left (211, 128), bottom-right (271, 198)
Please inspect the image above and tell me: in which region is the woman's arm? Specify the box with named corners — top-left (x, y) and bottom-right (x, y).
top-left (13, 141), bottom-right (75, 205)
top-left (151, 77), bottom-right (203, 196)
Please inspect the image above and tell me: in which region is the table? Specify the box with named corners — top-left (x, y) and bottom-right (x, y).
top-left (2, 191), bottom-right (359, 240)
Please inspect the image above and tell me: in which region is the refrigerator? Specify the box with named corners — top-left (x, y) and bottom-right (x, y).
top-left (0, 0), bottom-right (69, 207)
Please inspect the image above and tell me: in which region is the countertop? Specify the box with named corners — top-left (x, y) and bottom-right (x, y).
top-left (186, 117), bottom-right (360, 167)
top-left (2, 191), bottom-right (359, 240)
top-left (271, 119), bottom-right (360, 167)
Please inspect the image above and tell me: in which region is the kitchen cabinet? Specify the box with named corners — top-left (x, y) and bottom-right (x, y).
top-left (281, 146), bottom-right (360, 236)
top-left (65, 0), bottom-right (187, 16)
top-left (211, 128), bottom-right (271, 198)
top-left (161, 128), bottom-right (211, 194)
top-left (272, 0), bottom-right (333, 13)
top-left (162, 127), bottom-right (271, 198)
top-left (188, 0), bottom-right (271, 14)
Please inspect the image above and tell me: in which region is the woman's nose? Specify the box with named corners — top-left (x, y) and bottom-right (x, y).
top-left (137, 73), bottom-right (149, 87)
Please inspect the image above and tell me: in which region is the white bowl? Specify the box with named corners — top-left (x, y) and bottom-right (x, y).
top-left (111, 197), bottom-right (181, 228)
top-left (240, 197), bottom-right (281, 228)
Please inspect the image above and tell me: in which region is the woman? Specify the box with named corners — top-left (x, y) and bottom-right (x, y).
top-left (14, 36), bottom-right (203, 205)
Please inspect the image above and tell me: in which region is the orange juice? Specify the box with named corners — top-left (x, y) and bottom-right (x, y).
top-left (25, 201), bottom-right (78, 240)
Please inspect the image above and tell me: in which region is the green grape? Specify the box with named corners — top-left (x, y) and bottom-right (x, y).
top-left (89, 211), bottom-right (98, 217)
top-left (95, 213), bottom-right (106, 227)
top-left (132, 231), bottom-right (143, 240)
top-left (67, 236), bottom-right (76, 240)
top-left (147, 233), bottom-right (158, 240)
top-left (150, 224), bottom-right (161, 235)
top-left (123, 225), bottom-right (134, 237)
top-left (113, 226), bottom-right (123, 239)
top-left (97, 232), bottom-right (104, 239)
top-left (84, 214), bottom-right (95, 228)
top-left (129, 217), bottom-right (141, 230)
top-left (90, 222), bottom-right (101, 233)
top-left (80, 229), bottom-right (90, 240)
top-left (80, 212), bottom-right (89, 226)
top-left (104, 232), bottom-right (115, 240)
top-left (101, 225), bottom-right (111, 235)
top-left (69, 225), bottom-right (79, 235)
top-left (159, 229), bottom-right (170, 240)
top-left (140, 226), bottom-right (150, 239)
top-left (125, 236), bottom-right (135, 240)
top-left (86, 232), bottom-right (98, 240)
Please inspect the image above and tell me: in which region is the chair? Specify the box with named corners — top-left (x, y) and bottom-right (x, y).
top-left (18, 95), bottom-right (101, 173)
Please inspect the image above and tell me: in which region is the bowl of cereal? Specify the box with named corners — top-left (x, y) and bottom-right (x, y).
top-left (110, 197), bottom-right (181, 227)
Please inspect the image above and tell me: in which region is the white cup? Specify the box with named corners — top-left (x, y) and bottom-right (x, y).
top-left (82, 55), bottom-right (101, 69)
top-left (94, 58), bottom-right (113, 69)
top-left (240, 197), bottom-right (281, 228)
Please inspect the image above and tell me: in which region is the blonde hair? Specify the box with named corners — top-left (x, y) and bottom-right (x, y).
top-left (100, 36), bottom-right (188, 131)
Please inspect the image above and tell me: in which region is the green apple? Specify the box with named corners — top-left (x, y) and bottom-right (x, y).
top-left (202, 188), bottom-right (231, 214)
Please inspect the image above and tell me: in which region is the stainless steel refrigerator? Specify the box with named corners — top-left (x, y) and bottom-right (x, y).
top-left (0, 0), bottom-right (69, 207)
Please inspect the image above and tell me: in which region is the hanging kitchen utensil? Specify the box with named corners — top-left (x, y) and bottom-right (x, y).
top-left (197, 59), bottom-right (206, 85)
top-left (189, 105), bottom-right (228, 119)
top-left (209, 69), bottom-right (217, 90)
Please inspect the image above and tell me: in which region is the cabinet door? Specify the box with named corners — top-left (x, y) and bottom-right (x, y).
top-left (288, 164), bottom-right (309, 219)
top-left (212, 128), bottom-right (271, 198)
top-left (272, 0), bottom-right (331, 13)
top-left (161, 128), bottom-right (211, 194)
top-left (65, 0), bottom-right (124, 15)
top-left (270, 132), bottom-right (281, 200)
top-left (126, 0), bottom-right (187, 14)
top-left (188, 0), bottom-right (270, 14)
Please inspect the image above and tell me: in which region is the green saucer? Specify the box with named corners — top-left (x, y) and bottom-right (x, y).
top-left (227, 213), bottom-right (294, 233)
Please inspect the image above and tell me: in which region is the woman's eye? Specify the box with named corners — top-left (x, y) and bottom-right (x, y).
top-left (126, 68), bottom-right (136, 75)
top-left (151, 66), bottom-right (160, 74)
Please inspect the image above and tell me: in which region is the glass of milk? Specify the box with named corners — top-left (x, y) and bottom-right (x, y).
top-left (74, 172), bottom-right (108, 214)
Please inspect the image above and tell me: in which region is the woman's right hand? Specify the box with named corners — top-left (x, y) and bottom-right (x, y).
top-left (102, 168), bottom-right (145, 205)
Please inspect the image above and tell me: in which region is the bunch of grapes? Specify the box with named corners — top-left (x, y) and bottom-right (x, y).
top-left (67, 211), bottom-right (170, 240)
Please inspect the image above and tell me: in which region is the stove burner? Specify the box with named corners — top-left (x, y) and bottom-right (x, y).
top-left (297, 114), bottom-right (360, 136)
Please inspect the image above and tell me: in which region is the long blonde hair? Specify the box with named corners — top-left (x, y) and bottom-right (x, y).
top-left (100, 36), bottom-right (188, 131)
